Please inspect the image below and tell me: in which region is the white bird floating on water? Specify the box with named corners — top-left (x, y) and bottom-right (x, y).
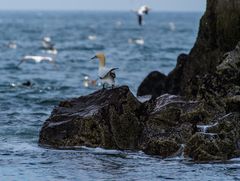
top-left (42, 36), bottom-right (58, 55)
top-left (136, 5), bottom-right (150, 26)
top-left (45, 47), bottom-right (58, 55)
top-left (168, 22), bottom-right (176, 31)
top-left (88, 35), bottom-right (97, 41)
top-left (82, 74), bottom-right (98, 88)
top-left (7, 41), bottom-right (17, 49)
top-left (17, 55), bottom-right (55, 67)
top-left (128, 38), bottom-right (145, 45)
top-left (91, 53), bottom-right (118, 89)
top-left (42, 36), bottom-right (54, 49)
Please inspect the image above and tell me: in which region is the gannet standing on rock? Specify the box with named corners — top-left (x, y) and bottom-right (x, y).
top-left (91, 53), bottom-right (118, 89)
top-left (136, 5), bottom-right (150, 26)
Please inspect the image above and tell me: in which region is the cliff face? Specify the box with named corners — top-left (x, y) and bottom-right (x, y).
top-left (138, 0), bottom-right (240, 97)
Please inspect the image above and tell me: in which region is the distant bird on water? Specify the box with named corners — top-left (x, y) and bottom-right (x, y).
top-left (42, 36), bottom-right (58, 55)
top-left (91, 53), bottom-right (118, 89)
top-left (17, 55), bottom-right (56, 67)
top-left (136, 5), bottom-right (150, 26)
top-left (7, 41), bottom-right (17, 49)
top-left (42, 37), bottom-right (54, 50)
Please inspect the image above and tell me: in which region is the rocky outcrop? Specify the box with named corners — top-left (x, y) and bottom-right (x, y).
top-left (137, 0), bottom-right (240, 97)
top-left (39, 88), bottom-right (201, 158)
top-left (39, 78), bottom-right (240, 161)
top-left (39, 86), bottom-right (143, 150)
top-left (39, 0), bottom-right (240, 162)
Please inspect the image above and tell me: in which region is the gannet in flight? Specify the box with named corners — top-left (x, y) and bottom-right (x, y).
top-left (136, 5), bottom-right (150, 26)
top-left (91, 53), bottom-right (118, 89)
top-left (17, 55), bottom-right (55, 67)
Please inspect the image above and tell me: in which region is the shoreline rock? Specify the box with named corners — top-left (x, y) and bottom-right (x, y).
top-left (39, 86), bottom-right (143, 150)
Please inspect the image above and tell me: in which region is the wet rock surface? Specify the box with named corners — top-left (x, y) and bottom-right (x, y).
top-left (39, 86), bottom-right (143, 150)
top-left (39, 0), bottom-right (240, 162)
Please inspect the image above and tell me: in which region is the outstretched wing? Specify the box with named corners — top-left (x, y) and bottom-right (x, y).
top-left (99, 67), bottom-right (118, 79)
top-left (17, 59), bottom-right (25, 67)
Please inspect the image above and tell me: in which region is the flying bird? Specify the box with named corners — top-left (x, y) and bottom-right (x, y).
top-left (17, 55), bottom-right (56, 67)
top-left (136, 5), bottom-right (150, 26)
top-left (91, 53), bottom-right (118, 89)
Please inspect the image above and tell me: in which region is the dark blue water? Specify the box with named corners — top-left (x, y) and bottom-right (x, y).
top-left (0, 11), bottom-right (239, 180)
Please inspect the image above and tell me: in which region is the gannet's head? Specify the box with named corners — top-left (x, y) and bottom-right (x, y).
top-left (91, 53), bottom-right (106, 67)
top-left (142, 5), bottom-right (150, 13)
top-left (91, 53), bottom-right (105, 61)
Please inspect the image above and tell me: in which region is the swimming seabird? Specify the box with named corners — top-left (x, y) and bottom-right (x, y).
top-left (91, 53), bottom-right (118, 89)
top-left (42, 36), bottom-right (55, 50)
top-left (82, 74), bottom-right (97, 88)
top-left (128, 38), bottom-right (144, 45)
top-left (7, 41), bottom-right (17, 49)
top-left (46, 47), bottom-right (58, 55)
top-left (136, 5), bottom-right (150, 26)
top-left (88, 35), bottom-right (97, 41)
top-left (17, 55), bottom-right (55, 67)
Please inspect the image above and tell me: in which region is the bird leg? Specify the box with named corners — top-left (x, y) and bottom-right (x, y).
top-left (102, 83), bottom-right (106, 90)
top-left (111, 84), bottom-right (114, 89)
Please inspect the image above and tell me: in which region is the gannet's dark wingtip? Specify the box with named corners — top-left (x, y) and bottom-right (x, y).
top-left (110, 68), bottom-right (119, 72)
top-left (17, 59), bottom-right (24, 67)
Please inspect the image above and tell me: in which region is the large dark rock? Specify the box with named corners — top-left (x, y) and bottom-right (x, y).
top-left (137, 71), bottom-right (166, 98)
top-left (39, 84), bottom-right (240, 161)
top-left (39, 86), bottom-right (143, 150)
top-left (137, 0), bottom-right (240, 97)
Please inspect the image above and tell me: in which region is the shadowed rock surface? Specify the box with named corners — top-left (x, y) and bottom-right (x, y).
top-left (39, 86), bottom-right (143, 150)
top-left (137, 71), bottom-right (166, 97)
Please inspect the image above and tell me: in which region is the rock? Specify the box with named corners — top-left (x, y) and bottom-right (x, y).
top-left (185, 113), bottom-right (240, 161)
top-left (140, 94), bottom-right (200, 157)
top-left (137, 71), bottom-right (166, 98)
top-left (143, 138), bottom-right (180, 158)
top-left (39, 86), bottom-right (143, 150)
top-left (138, 0), bottom-right (240, 97)
top-left (166, 54), bottom-right (189, 95)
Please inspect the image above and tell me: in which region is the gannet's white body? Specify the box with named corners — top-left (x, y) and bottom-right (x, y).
top-left (91, 53), bottom-right (118, 89)
top-left (17, 55), bottom-right (55, 66)
top-left (136, 5), bottom-right (150, 26)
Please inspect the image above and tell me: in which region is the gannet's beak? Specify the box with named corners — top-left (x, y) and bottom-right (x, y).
top-left (91, 55), bottom-right (97, 60)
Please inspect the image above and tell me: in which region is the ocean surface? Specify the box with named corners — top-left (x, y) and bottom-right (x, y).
top-left (0, 11), bottom-right (239, 181)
